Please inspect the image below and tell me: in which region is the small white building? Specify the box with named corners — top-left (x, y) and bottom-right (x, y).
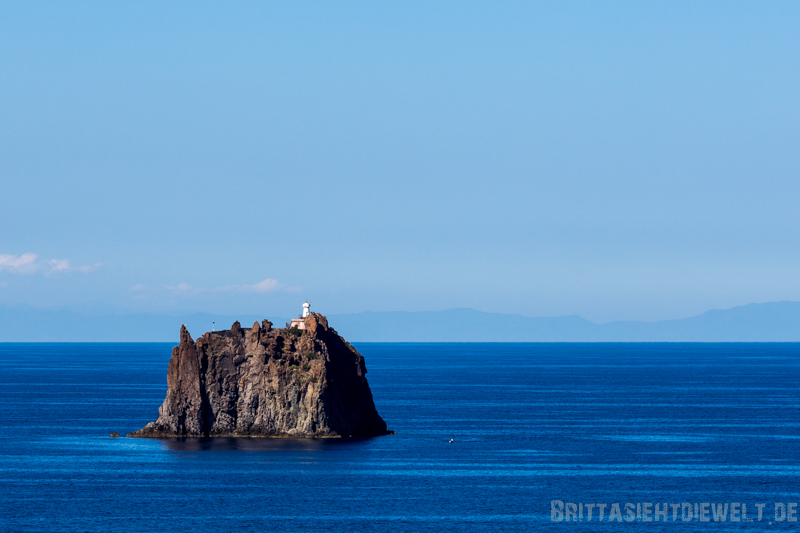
top-left (288, 301), bottom-right (311, 330)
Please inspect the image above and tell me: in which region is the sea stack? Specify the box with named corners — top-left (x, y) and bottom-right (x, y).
top-left (128, 310), bottom-right (390, 438)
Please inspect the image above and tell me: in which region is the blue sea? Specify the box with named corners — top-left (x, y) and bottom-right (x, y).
top-left (1, 343), bottom-right (799, 532)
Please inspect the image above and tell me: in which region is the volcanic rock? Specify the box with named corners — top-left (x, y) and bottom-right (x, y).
top-left (128, 313), bottom-right (389, 438)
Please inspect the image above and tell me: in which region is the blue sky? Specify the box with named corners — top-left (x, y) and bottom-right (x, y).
top-left (1, 1), bottom-right (799, 322)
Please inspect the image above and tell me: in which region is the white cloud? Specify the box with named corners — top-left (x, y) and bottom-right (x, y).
top-left (48, 259), bottom-right (70, 272)
top-left (79, 263), bottom-right (103, 273)
top-left (251, 279), bottom-right (280, 292)
top-left (216, 278), bottom-right (281, 293)
top-left (0, 253), bottom-right (39, 273)
top-left (166, 283), bottom-right (201, 293)
top-left (0, 253), bottom-right (100, 275)
top-left (132, 283), bottom-right (203, 294)
top-left (130, 278), bottom-right (287, 298)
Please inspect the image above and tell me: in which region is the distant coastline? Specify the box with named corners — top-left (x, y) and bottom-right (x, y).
top-left (2, 301), bottom-right (800, 342)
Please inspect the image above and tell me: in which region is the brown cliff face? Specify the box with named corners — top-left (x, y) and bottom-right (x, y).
top-left (128, 313), bottom-right (389, 438)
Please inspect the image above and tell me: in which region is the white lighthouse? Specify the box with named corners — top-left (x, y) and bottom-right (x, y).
top-left (288, 301), bottom-right (311, 330)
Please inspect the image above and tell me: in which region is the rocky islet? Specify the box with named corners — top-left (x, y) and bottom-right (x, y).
top-left (128, 313), bottom-right (390, 438)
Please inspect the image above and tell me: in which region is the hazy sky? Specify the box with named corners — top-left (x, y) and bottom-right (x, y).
top-left (2, 1), bottom-right (799, 322)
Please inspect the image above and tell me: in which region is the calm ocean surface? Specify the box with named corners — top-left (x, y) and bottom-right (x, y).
top-left (1, 342), bottom-right (799, 532)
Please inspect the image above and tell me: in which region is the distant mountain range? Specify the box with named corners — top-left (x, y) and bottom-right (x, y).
top-left (332, 302), bottom-right (800, 342)
top-left (1, 301), bottom-right (800, 342)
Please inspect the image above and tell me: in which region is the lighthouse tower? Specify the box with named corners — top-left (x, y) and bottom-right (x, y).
top-left (288, 301), bottom-right (311, 330)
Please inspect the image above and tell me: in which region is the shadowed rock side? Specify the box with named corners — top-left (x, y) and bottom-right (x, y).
top-left (128, 314), bottom-right (389, 438)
